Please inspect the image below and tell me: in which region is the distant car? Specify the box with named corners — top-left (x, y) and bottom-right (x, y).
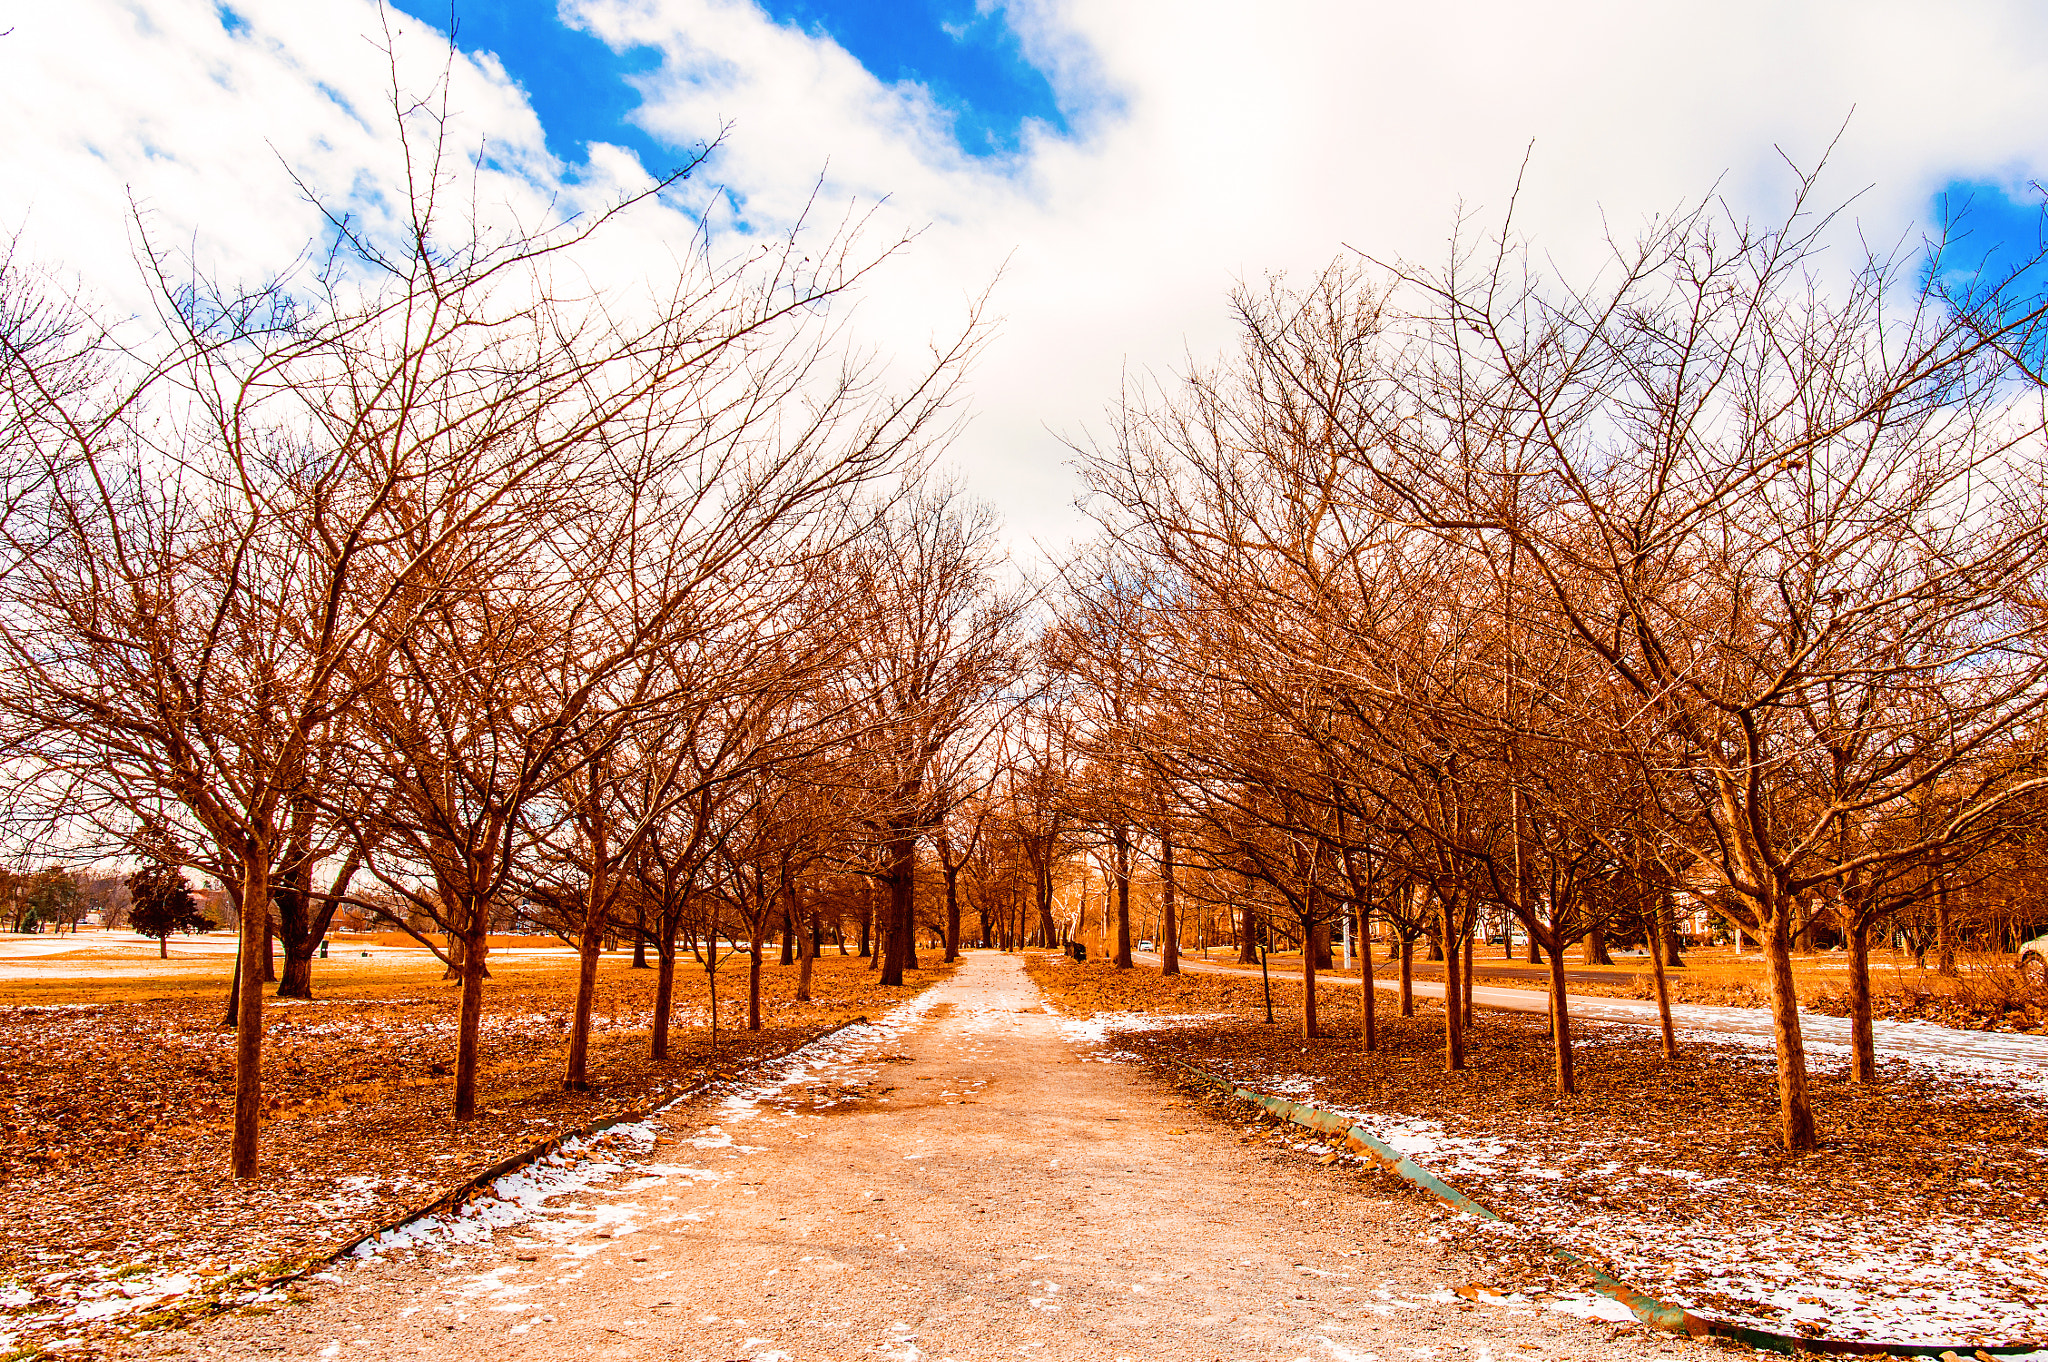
top-left (1137, 940), bottom-right (1155, 952)
top-left (2022, 932), bottom-right (2048, 992)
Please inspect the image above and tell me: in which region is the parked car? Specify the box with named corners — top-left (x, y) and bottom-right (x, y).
top-left (2021, 931), bottom-right (2048, 991)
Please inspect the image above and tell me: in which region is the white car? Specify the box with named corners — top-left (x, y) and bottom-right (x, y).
top-left (2022, 932), bottom-right (2048, 991)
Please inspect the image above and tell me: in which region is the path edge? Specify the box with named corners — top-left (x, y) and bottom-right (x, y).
top-left (103, 1016), bottom-right (870, 1353)
top-left (1164, 1056), bottom-right (2041, 1360)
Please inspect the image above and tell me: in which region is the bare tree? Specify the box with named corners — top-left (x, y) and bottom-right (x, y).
top-left (831, 483), bottom-right (1024, 987)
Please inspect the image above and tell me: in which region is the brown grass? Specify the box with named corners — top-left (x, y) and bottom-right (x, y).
top-left (0, 946), bottom-right (952, 1355)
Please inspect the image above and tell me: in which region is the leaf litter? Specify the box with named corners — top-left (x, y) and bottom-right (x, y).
top-left (1028, 952), bottom-right (2048, 1351)
top-left (0, 954), bottom-right (951, 1357)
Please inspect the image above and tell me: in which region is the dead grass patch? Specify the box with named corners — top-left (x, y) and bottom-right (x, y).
top-left (0, 950), bottom-right (951, 1356)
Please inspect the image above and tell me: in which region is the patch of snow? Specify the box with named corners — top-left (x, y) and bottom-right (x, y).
top-left (1543, 1293), bottom-right (1640, 1324)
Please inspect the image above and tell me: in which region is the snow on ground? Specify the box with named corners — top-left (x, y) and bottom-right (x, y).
top-left (344, 986), bottom-right (955, 1263)
top-left (1054, 1010), bottom-right (1234, 1063)
top-left (1220, 1076), bottom-right (2048, 1349)
top-left (5, 1171), bottom-right (423, 1351)
top-left (1477, 987), bottom-right (2048, 1076)
top-left (0, 997), bottom-right (942, 1356)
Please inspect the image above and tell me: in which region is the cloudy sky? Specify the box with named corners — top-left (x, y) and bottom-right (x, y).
top-left (6, 0), bottom-right (2048, 555)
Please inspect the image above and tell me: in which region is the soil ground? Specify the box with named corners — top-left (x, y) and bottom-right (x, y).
top-left (0, 939), bottom-right (938, 1356)
top-left (103, 952), bottom-right (1707, 1362)
top-left (1033, 953), bottom-right (2048, 1349)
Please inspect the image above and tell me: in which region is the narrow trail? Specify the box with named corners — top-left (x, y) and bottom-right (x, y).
top-left (124, 952), bottom-right (1698, 1362)
top-left (1141, 951), bottom-right (2048, 1073)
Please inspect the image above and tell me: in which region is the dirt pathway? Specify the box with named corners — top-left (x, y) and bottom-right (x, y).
top-left (122, 952), bottom-right (1699, 1362)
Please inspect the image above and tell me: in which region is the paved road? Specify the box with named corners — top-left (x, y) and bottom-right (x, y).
top-left (1140, 952), bottom-right (2048, 1074)
top-left (121, 952), bottom-right (1697, 1362)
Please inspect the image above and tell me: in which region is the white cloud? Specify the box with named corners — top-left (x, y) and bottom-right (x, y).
top-left (3, 3), bottom-right (563, 295)
top-left (7, 0), bottom-right (2048, 557)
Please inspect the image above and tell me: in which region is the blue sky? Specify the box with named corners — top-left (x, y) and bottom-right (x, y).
top-left (1929, 177), bottom-right (2048, 309)
top-left (752, 0), bottom-right (1066, 153)
top-left (12, 0), bottom-right (2048, 552)
top-left (386, 0), bottom-right (1066, 168)
top-left (386, 0), bottom-right (674, 170)
top-left (381, 2), bottom-right (2047, 306)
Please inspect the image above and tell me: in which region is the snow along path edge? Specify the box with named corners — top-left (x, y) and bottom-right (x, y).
top-left (92, 1016), bottom-right (868, 1353)
top-left (1163, 1056), bottom-right (2043, 1360)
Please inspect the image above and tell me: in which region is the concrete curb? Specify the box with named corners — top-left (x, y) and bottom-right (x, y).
top-left (1166, 1057), bottom-right (2041, 1360)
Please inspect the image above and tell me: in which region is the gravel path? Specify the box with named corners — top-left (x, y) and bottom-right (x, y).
top-left (118, 951), bottom-right (1704, 1362)
top-left (1144, 951), bottom-right (2048, 1073)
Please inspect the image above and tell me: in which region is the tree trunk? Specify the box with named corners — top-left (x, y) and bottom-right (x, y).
top-left (1159, 836), bottom-right (1180, 976)
top-left (1761, 910), bottom-right (1818, 1152)
top-left (453, 913), bottom-right (489, 1121)
top-left (261, 908), bottom-right (277, 984)
top-left (1661, 893), bottom-right (1686, 967)
top-left (1441, 904), bottom-right (1464, 1071)
top-left (651, 939), bottom-right (676, 1060)
top-left (222, 939), bottom-right (241, 1028)
top-left (277, 940), bottom-right (315, 1000)
top-left (1399, 937), bottom-right (1414, 1016)
top-left (1847, 915), bottom-right (1876, 1083)
top-left (1935, 881), bottom-right (1957, 976)
top-left (880, 833), bottom-right (916, 987)
top-left (780, 902), bottom-right (797, 967)
top-left (1311, 920), bottom-right (1333, 971)
top-left (748, 914), bottom-right (765, 1032)
top-left (943, 866), bottom-right (961, 964)
top-left (1238, 896), bottom-right (1259, 964)
top-left (796, 901), bottom-right (816, 1002)
top-left (1648, 897), bottom-right (1678, 1060)
top-left (1544, 935), bottom-right (1575, 1094)
top-left (860, 887), bottom-right (873, 960)
top-left (270, 873), bottom-right (318, 1000)
top-left (230, 853), bottom-right (269, 1179)
top-left (632, 902), bottom-right (650, 969)
top-left (158, 935), bottom-right (168, 959)
top-left (1357, 900), bottom-right (1375, 1051)
top-left (1462, 924), bottom-right (1475, 1030)
top-left (563, 862), bottom-right (612, 1092)
top-left (706, 954), bottom-right (720, 1058)
top-left (1583, 922), bottom-right (1613, 965)
top-left (1034, 852), bottom-right (1059, 949)
top-left (1300, 913), bottom-right (1319, 1039)
top-left (1112, 828), bottom-right (1133, 969)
